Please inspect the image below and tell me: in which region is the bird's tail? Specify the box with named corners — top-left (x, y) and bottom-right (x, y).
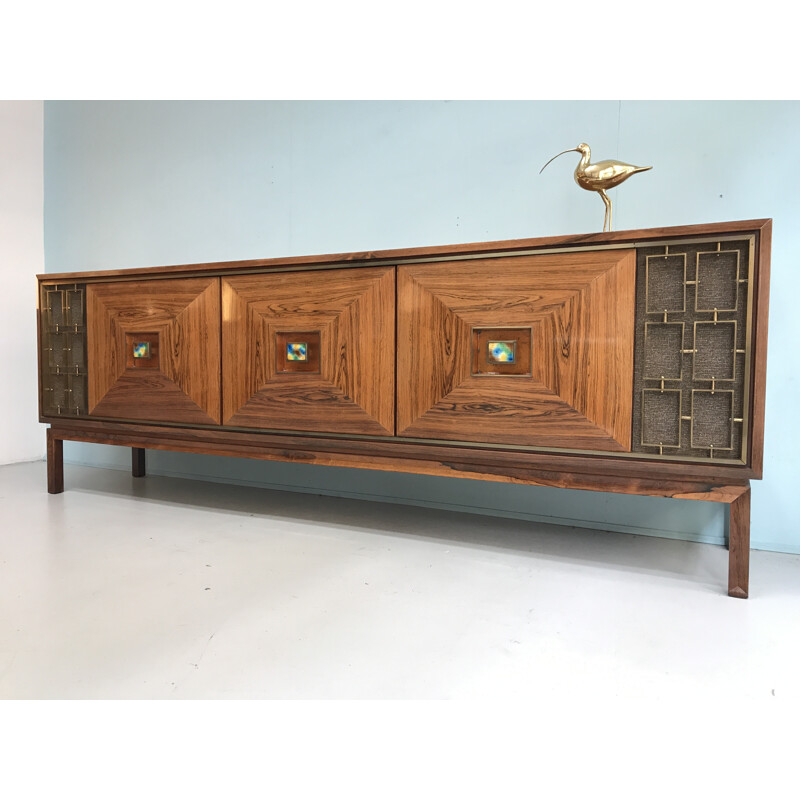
top-left (634, 165), bottom-right (653, 173)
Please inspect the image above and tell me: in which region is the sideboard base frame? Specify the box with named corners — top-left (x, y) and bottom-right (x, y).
top-left (44, 424), bottom-right (751, 598)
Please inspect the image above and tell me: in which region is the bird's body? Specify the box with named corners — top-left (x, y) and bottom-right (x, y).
top-left (540, 143), bottom-right (652, 231)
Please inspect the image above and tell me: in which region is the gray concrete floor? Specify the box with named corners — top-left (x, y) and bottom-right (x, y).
top-left (1, 460), bottom-right (799, 700)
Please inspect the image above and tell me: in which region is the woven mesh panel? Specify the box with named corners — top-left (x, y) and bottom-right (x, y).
top-left (40, 283), bottom-right (88, 417)
top-left (68, 373), bottom-right (87, 412)
top-left (642, 391), bottom-right (681, 447)
top-left (696, 251), bottom-right (738, 310)
top-left (694, 323), bottom-right (735, 380)
top-left (692, 391), bottom-right (733, 449)
top-left (646, 255), bottom-right (685, 312)
top-left (644, 323), bottom-right (683, 380)
top-left (632, 240), bottom-right (750, 460)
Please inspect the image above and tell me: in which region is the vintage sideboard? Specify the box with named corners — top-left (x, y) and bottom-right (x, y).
top-left (38, 219), bottom-right (771, 597)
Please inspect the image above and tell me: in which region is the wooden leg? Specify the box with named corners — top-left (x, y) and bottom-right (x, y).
top-left (46, 428), bottom-right (64, 494)
top-left (728, 485), bottom-right (751, 599)
top-left (132, 447), bottom-right (146, 478)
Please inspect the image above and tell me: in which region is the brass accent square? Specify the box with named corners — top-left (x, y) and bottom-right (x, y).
top-left (48, 331), bottom-right (68, 371)
top-left (641, 389), bottom-right (682, 448)
top-left (695, 250), bottom-right (740, 312)
top-left (471, 328), bottom-right (532, 376)
top-left (65, 288), bottom-right (84, 326)
top-left (645, 253), bottom-right (687, 313)
top-left (643, 322), bottom-right (684, 381)
top-left (126, 332), bottom-right (160, 370)
top-left (68, 372), bottom-right (87, 413)
top-left (692, 321), bottom-right (737, 381)
top-left (46, 289), bottom-right (65, 328)
top-left (276, 331), bottom-right (321, 374)
top-left (691, 390), bottom-right (734, 451)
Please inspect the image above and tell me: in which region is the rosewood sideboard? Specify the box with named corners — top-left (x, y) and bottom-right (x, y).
top-left (38, 219), bottom-right (771, 597)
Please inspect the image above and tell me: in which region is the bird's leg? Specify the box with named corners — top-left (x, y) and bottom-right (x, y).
top-left (599, 189), bottom-right (612, 232)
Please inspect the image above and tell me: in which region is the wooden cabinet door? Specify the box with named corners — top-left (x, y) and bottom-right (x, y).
top-left (397, 250), bottom-right (636, 451)
top-left (222, 266), bottom-right (395, 435)
top-left (87, 277), bottom-right (221, 424)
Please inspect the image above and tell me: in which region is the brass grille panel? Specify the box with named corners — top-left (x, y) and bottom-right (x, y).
top-left (632, 238), bottom-right (751, 461)
top-left (40, 283), bottom-right (88, 417)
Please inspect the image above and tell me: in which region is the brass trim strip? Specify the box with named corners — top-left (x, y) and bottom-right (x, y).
top-left (740, 235), bottom-right (755, 466)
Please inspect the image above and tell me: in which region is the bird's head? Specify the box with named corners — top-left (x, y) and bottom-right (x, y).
top-left (540, 142), bottom-right (591, 173)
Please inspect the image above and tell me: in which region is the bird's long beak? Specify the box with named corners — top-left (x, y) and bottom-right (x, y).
top-left (539, 148), bottom-right (580, 174)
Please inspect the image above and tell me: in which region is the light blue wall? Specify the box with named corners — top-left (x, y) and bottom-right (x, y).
top-left (43, 101), bottom-right (800, 553)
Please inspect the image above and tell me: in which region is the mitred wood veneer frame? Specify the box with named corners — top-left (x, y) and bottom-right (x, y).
top-left (40, 219), bottom-right (771, 599)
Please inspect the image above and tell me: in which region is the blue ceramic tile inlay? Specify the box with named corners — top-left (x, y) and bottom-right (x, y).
top-left (488, 341), bottom-right (515, 363)
top-left (287, 342), bottom-right (308, 361)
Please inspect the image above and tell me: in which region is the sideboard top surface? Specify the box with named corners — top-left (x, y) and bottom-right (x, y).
top-left (39, 218), bottom-right (772, 283)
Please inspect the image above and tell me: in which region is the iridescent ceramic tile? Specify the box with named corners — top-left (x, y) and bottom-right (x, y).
top-left (133, 342), bottom-right (150, 359)
top-left (287, 342), bottom-right (308, 361)
top-left (488, 341), bottom-right (515, 363)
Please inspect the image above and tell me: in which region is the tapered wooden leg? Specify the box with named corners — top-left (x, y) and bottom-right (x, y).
top-left (728, 486), bottom-right (750, 599)
top-left (46, 428), bottom-right (64, 494)
top-left (132, 447), bottom-right (146, 478)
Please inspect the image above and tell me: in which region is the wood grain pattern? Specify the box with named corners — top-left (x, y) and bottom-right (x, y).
top-left (397, 250), bottom-right (635, 449)
top-left (86, 277), bottom-right (221, 424)
top-left (49, 421), bottom-right (749, 503)
top-left (46, 428), bottom-right (63, 494)
top-left (222, 267), bottom-right (395, 435)
top-left (40, 219), bottom-right (771, 283)
top-left (728, 485), bottom-right (751, 598)
top-left (42, 416), bottom-right (761, 484)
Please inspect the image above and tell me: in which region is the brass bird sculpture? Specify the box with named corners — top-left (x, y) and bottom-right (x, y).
top-left (540, 143), bottom-right (652, 232)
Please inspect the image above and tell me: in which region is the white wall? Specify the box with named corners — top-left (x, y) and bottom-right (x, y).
top-left (0, 101), bottom-right (44, 465)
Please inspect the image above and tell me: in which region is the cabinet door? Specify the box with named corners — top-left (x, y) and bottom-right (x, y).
top-left (397, 250), bottom-right (636, 451)
top-left (222, 267), bottom-right (395, 435)
top-left (86, 277), bottom-right (221, 424)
